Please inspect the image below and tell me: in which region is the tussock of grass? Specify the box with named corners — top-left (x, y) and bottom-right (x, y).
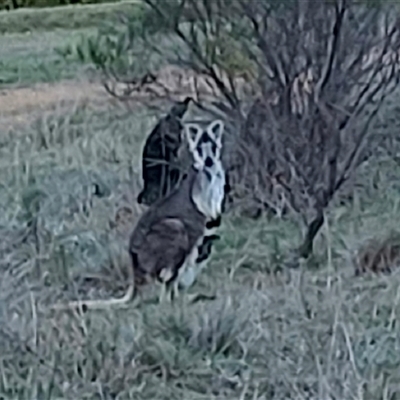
top-left (1, 101), bottom-right (400, 398)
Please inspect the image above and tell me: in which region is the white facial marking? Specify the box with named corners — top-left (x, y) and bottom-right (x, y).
top-left (184, 123), bottom-right (204, 169)
top-left (187, 119), bottom-right (226, 220)
top-left (207, 119), bottom-right (224, 147)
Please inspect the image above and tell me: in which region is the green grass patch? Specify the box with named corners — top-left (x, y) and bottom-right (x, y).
top-left (0, 28), bottom-right (94, 85)
top-left (0, 0), bottom-right (146, 85)
top-left (0, 0), bottom-right (141, 34)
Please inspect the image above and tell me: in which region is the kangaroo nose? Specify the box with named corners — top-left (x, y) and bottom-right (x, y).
top-left (205, 156), bottom-right (213, 168)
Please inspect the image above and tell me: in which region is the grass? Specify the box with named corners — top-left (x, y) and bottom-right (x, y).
top-left (0, 0), bottom-right (142, 34)
top-left (0, 28), bottom-right (94, 85)
top-left (1, 99), bottom-right (400, 398)
top-left (2, 5), bottom-right (400, 399)
top-left (0, 0), bottom-right (145, 85)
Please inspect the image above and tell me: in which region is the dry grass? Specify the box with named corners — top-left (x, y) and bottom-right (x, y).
top-left (0, 100), bottom-right (400, 399)
top-left (0, 80), bottom-right (113, 132)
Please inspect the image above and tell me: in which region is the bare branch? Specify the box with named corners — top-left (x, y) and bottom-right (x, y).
top-left (314, 0), bottom-right (347, 102)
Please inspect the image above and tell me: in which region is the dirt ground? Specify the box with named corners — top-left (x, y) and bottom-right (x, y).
top-left (0, 79), bottom-right (111, 131)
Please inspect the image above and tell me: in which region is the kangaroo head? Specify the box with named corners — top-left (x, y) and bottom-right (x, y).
top-left (184, 119), bottom-right (224, 171)
top-left (184, 120), bottom-right (225, 220)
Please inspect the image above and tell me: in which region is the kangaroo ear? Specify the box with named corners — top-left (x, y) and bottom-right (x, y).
top-left (207, 120), bottom-right (224, 145)
top-left (184, 123), bottom-right (203, 150)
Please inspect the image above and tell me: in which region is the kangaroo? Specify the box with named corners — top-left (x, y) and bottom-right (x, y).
top-left (137, 97), bottom-right (192, 206)
top-left (51, 119), bottom-right (226, 311)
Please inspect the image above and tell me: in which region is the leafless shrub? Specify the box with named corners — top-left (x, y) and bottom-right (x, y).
top-left (84, 0), bottom-right (400, 264)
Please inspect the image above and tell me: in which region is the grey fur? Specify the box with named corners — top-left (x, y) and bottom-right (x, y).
top-left (130, 166), bottom-right (208, 287)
